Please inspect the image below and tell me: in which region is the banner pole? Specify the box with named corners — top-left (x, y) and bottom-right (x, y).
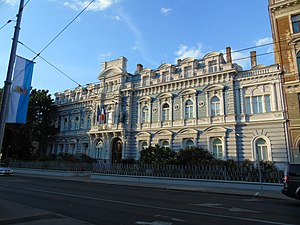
top-left (0, 0), bottom-right (25, 159)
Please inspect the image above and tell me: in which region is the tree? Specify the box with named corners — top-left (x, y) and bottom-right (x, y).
top-left (1, 89), bottom-right (57, 160)
top-left (27, 89), bottom-right (57, 157)
top-left (139, 144), bottom-right (176, 164)
top-left (174, 147), bottom-right (214, 165)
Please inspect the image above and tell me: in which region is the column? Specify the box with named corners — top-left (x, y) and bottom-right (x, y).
top-left (271, 82), bottom-right (278, 111)
top-left (206, 93), bottom-right (210, 117)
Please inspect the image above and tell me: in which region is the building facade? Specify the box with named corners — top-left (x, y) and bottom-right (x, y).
top-left (269, 0), bottom-right (300, 162)
top-left (49, 49), bottom-right (289, 167)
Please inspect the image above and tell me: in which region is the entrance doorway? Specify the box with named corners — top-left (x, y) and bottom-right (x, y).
top-left (111, 138), bottom-right (122, 163)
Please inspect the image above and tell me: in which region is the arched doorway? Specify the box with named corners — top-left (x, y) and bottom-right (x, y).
top-left (111, 138), bottom-right (122, 163)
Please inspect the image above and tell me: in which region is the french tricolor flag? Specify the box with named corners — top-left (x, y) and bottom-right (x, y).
top-left (6, 56), bottom-right (34, 124)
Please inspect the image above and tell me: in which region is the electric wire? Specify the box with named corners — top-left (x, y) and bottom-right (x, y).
top-left (12, 0), bottom-right (95, 84)
top-left (18, 41), bottom-right (81, 87)
top-left (35, 0), bottom-right (95, 58)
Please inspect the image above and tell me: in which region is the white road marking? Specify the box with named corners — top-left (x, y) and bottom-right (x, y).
top-left (0, 184), bottom-right (292, 225)
top-left (229, 207), bottom-right (261, 213)
top-left (135, 221), bottom-right (172, 225)
top-left (155, 214), bottom-right (186, 222)
top-left (190, 203), bottom-right (261, 214)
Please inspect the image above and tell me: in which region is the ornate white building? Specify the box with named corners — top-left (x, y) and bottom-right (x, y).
top-left (49, 48), bottom-right (289, 167)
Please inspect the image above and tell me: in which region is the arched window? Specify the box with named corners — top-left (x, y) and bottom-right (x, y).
top-left (162, 103), bottom-right (170, 121)
top-left (96, 140), bottom-right (104, 159)
top-left (211, 96), bottom-right (220, 116)
top-left (82, 143), bottom-right (89, 155)
top-left (142, 106), bottom-right (149, 123)
top-left (141, 141), bottom-right (148, 151)
top-left (255, 138), bottom-right (268, 161)
top-left (185, 139), bottom-right (194, 149)
top-left (162, 140), bottom-right (170, 149)
top-left (185, 100), bottom-right (194, 119)
top-left (212, 138), bottom-right (223, 159)
top-left (75, 116), bottom-right (80, 130)
top-left (87, 115), bottom-right (91, 129)
top-left (64, 118), bottom-right (68, 131)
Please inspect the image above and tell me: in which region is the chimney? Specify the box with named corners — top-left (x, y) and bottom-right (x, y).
top-left (250, 51), bottom-right (257, 68)
top-left (226, 47), bottom-right (232, 64)
top-left (136, 63), bottom-right (143, 73)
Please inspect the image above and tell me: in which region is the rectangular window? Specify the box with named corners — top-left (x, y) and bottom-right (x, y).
top-left (253, 96), bottom-right (263, 114)
top-left (292, 14), bottom-right (300, 33)
top-left (143, 76), bottom-right (150, 86)
top-left (265, 95), bottom-right (271, 112)
top-left (245, 97), bottom-right (251, 114)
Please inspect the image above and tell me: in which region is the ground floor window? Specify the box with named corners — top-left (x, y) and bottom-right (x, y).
top-left (212, 138), bottom-right (223, 159)
top-left (255, 138), bottom-right (268, 161)
top-left (162, 140), bottom-right (170, 149)
top-left (185, 139), bottom-right (194, 149)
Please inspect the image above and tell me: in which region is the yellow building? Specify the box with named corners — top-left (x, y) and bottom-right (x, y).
top-left (269, 0), bottom-right (300, 162)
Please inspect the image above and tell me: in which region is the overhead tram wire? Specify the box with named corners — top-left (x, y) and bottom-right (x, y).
top-left (34, 0), bottom-right (95, 58)
top-left (18, 41), bottom-right (81, 87)
top-left (12, 0), bottom-right (95, 82)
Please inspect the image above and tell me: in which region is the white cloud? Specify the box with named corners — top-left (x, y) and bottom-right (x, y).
top-left (98, 51), bottom-right (113, 60)
top-left (255, 37), bottom-right (272, 46)
top-left (111, 15), bottom-right (121, 21)
top-left (3, 0), bottom-right (18, 6)
top-left (63, 0), bottom-right (118, 12)
top-left (161, 7), bottom-right (172, 15)
top-left (174, 43), bottom-right (204, 61)
top-left (255, 36), bottom-right (274, 56)
top-left (230, 51), bottom-right (250, 70)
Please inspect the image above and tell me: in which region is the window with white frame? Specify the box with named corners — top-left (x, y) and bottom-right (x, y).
top-left (162, 72), bottom-right (169, 82)
top-left (245, 95), bottom-right (271, 114)
top-left (75, 116), bottom-right (80, 130)
top-left (96, 140), bottom-right (104, 159)
top-left (255, 138), bottom-right (268, 161)
top-left (211, 96), bottom-right (220, 116)
top-left (64, 118), bottom-right (68, 131)
top-left (143, 76), bottom-right (150, 86)
top-left (185, 139), bottom-right (194, 149)
top-left (162, 140), bottom-right (170, 149)
top-left (184, 66), bottom-right (192, 77)
top-left (162, 103), bottom-right (170, 121)
top-left (185, 100), bottom-right (194, 119)
top-left (141, 106), bottom-right (149, 123)
top-left (141, 141), bottom-right (148, 151)
top-left (292, 14), bottom-right (300, 33)
top-left (87, 115), bottom-right (91, 129)
top-left (212, 138), bottom-right (223, 159)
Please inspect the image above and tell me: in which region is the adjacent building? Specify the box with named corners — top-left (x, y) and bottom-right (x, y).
top-left (269, 0), bottom-right (300, 162)
top-left (49, 48), bottom-right (289, 168)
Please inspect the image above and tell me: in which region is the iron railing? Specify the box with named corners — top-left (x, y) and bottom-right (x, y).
top-left (11, 161), bottom-right (284, 183)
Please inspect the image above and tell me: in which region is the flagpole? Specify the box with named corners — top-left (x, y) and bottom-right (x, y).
top-left (0, 0), bottom-right (25, 159)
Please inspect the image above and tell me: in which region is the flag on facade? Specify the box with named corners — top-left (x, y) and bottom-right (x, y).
top-left (100, 107), bottom-right (105, 122)
top-left (97, 105), bottom-right (101, 122)
top-left (6, 56), bottom-right (34, 124)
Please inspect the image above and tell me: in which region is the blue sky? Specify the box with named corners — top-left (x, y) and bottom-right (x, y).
top-left (0, 0), bottom-right (274, 95)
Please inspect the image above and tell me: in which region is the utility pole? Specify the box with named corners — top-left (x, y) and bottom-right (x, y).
top-left (0, 0), bottom-right (25, 159)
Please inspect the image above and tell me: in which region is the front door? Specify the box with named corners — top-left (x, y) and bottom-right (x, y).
top-left (111, 138), bottom-right (122, 163)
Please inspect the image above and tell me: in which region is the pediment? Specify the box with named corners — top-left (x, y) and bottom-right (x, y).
top-left (98, 67), bottom-right (123, 80)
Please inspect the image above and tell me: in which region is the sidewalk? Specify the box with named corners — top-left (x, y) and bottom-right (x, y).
top-left (0, 172), bottom-right (292, 225)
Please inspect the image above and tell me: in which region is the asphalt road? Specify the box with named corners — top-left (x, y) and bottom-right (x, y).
top-left (0, 175), bottom-right (299, 225)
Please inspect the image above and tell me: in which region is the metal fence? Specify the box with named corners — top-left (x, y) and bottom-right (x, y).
top-left (11, 161), bottom-right (284, 183)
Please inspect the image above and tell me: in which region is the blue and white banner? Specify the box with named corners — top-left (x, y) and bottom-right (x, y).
top-left (6, 56), bottom-right (34, 124)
